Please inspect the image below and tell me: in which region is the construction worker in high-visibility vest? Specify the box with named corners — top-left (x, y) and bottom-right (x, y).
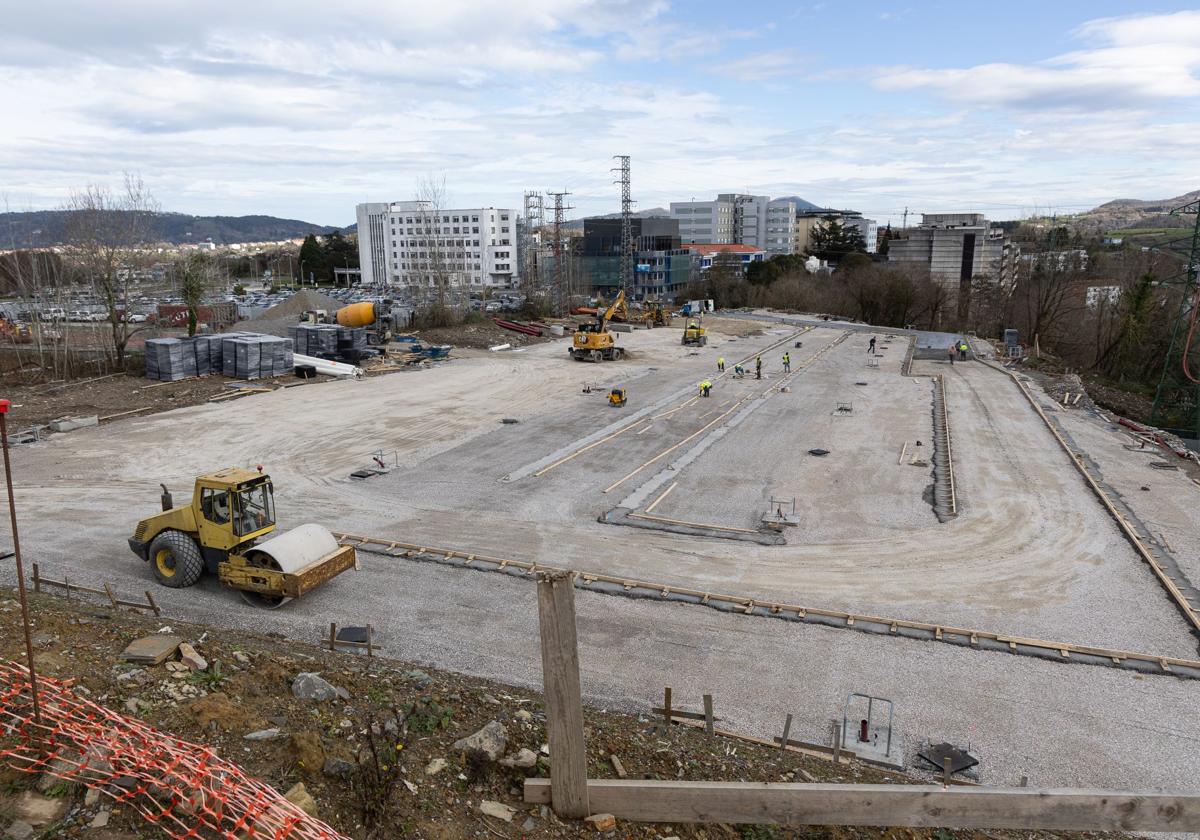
top-left (717, 357), bottom-right (725, 372)
top-left (699, 379), bottom-right (712, 397)
top-left (782, 352), bottom-right (791, 373)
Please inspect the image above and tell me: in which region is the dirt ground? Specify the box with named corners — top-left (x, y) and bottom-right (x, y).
top-left (0, 588), bottom-right (1133, 840)
top-left (0, 371), bottom-right (348, 430)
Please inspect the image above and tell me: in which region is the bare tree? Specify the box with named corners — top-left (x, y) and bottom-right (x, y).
top-left (63, 174), bottom-right (159, 367)
top-left (411, 175), bottom-right (466, 321)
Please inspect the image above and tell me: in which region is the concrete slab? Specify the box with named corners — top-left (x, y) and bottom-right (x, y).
top-left (121, 635), bottom-right (181, 665)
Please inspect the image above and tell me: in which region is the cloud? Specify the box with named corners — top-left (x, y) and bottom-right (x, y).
top-left (714, 50), bottom-right (801, 82)
top-left (874, 10), bottom-right (1200, 110)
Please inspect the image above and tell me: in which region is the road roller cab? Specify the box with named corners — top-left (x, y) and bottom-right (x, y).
top-left (129, 467), bottom-right (356, 606)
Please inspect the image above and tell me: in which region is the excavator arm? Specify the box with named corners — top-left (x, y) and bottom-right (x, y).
top-left (599, 290), bottom-right (626, 329)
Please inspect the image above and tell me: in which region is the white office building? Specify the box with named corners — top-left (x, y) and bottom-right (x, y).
top-left (356, 201), bottom-right (519, 291)
top-left (670, 198), bottom-right (735, 244)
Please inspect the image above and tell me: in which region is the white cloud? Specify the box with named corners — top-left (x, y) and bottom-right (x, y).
top-left (875, 10), bottom-right (1200, 110)
top-left (714, 50), bottom-right (801, 82)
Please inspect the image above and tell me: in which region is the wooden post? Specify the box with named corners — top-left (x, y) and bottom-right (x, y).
top-left (779, 714), bottom-right (793, 754)
top-left (831, 722), bottom-right (841, 763)
top-left (663, 687), bottom-right (673, 729)
top-left (943, 756), bottom-right (952, 787)
top-left (329, 622), bottom-right (337, 652)
top-left (31, 563), bottom-right (39, 593)
top-left (536, 570), bottom-right (589, 819)
top-left (103, 582), bottom-right (119, 610)
top-left (703, 694), bottom-right (714, 737)
top-left (144, 591), bottom-right (160, 617)
top-left (366, 624), bottom-right (374, 658)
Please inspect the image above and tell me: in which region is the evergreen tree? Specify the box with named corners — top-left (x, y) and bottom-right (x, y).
top-left (805, 215), bottom-right (867, 262)
top-left (298, 234), bottom-right (326, 284)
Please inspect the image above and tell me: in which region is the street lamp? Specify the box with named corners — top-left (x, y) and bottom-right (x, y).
top-left (0, 399), bottom-right (41, 723)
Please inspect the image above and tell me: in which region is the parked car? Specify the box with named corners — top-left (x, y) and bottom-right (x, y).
top-left (127, 313), bottom-right (148, 323)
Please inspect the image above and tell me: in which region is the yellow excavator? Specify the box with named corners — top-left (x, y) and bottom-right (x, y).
top-left (571, 290), bottom-right (626, 362)
top-left (129, 467), bottom-right (356, 607)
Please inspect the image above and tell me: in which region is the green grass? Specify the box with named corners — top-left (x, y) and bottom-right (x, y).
top-left (1106, 228), bottom-right (1184, 236)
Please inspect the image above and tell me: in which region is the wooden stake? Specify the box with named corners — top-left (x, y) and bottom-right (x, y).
top-left (663, 687), bottom-right (673, 729)
top-left (102, 582), bottom-right (119, 610)
top-left (703, 694), bottom-right (714, 737)
top-left (536, 571), bottom-right (590, 818)
top-left (32, 563), bottom-right (39, 593)
top-left (366, 624), bottom-right (374, 657)
top-left (329, 622), bottom-right (337, 652)
top-left (780, 714), bottom-right (793, 753)
top-left (144, 591), bottom-right (160, 617)
top-left (943, 756), bottom-right (952, 787)
top-left (831, 722), bottom-right (841, 763)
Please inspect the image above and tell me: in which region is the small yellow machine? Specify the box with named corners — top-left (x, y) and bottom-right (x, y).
top-left (608, 387), bottom-right (627, 407)
top-left (571, 290), bottom-right (626, 362)
top-left (682, 320), bottom-right (707, 346)
top-left (129, 467), bottom-right (356, 607)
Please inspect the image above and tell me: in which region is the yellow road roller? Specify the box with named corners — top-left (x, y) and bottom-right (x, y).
top-left (129, 467), bottom-right (356, 607)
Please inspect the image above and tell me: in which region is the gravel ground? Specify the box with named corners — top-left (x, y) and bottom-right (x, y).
top-left (5, 319), bottom-right (1200, 797)
top-left (1052, 401), bottom-right (1200, 592)
top-left (9, 554), bottom-right (1199, 793)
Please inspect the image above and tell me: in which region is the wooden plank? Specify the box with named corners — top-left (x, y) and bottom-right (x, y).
top-left (536, 570), bottom-right (589, 818)
top-left (651, 707), bottom-right (721, 723)
top-left (522, 779), bottom-right (1200, 831)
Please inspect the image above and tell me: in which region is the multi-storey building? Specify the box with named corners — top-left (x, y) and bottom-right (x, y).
top-left (355, 201), bottom-right (519, 292)
top-left (887, 213), bottom-right (1019, 291)
top-left (670, 194), bottom-right (770, 249)
top-left (670, 198), bottom-right (735, 244)
top-left (581, 217), bottom-right (693, 299)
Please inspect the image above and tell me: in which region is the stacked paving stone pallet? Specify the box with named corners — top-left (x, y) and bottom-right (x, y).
top-left (289, 323), bottom-right (369, 360)
top-left (144, 333), bottom-right (294, 381)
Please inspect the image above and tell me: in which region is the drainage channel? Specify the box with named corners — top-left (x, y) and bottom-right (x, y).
top-left (930, 375), bottom-right (958, 521)
top-left (334, 531), bottom-right (1200, 681)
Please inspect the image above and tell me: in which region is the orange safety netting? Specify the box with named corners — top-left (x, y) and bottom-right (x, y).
top-left (0, 660), bottom-right (349, 839)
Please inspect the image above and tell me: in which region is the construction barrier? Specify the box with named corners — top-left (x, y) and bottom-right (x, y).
top-left (0, 661), bottom-right (349, 839)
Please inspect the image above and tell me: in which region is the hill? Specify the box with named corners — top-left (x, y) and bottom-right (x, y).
top-left (1077, 189), bottom-right (1199, 232)
top-left (0, 210), bottom-right (346, 247)
top-left (563, 207), bottom-right (670, 231)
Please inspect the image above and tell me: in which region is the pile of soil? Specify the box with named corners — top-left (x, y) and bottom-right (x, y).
top-left (411, 319), bottom-right (556, 350)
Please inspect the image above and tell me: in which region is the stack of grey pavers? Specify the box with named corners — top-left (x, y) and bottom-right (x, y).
top-left (288, 324), bottom-right (340, 357)
top-left (144, 333), bottom-right (293, 381)
top-left (144, 338), bottom-right (197, 382)
top-left (336, 326), bottom-right (368, 360)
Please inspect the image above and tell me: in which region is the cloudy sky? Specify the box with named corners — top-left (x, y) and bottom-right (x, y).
top-left (2, 1), bottom-right (1199, 225)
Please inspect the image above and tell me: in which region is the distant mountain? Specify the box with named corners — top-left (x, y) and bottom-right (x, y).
top-left (1079, 189), bottom-right (1199, 231)
top-left (773, 195), bottom-right (823, 211)
top-left (0, 210), bottom-right (347, 247)
top-left (563, 207), bottom-right (672, 231)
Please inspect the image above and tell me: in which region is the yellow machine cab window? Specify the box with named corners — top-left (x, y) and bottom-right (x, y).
top-left (233, 481), bottom-right (276, 536)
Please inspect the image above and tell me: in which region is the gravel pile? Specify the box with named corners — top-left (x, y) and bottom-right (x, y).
top-left (254, 289), bottom-right (343, 321)
top-left (1044, 373), bottom-right (1097, 412)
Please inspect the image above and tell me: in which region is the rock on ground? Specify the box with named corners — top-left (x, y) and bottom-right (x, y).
top-left (452, 720), bottom-right (507, 761)
top-left (292, 672), bottom-right (348, 702)
top-left (478, 800), bottom-right (515, 821)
